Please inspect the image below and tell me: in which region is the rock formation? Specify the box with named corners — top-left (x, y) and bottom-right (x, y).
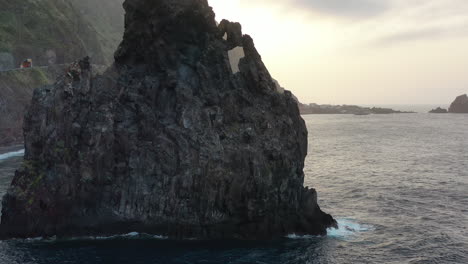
top-left (448, 94), bottom-right (468, 113)
top-left (429, 107), bottom-right (448, 114)
top-left (0, 0), bottom-right (336, 239)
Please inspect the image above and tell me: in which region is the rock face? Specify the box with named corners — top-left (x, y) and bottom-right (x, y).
top-left (429, 107), bottom-right (448, 114)
top-left (0, 0), bottom-right (336, 239)
top-left (448, 94), bottom-right (468, 113)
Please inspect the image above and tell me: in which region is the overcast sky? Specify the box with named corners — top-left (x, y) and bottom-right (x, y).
top-left (209, 0), bottom-right (468, 105)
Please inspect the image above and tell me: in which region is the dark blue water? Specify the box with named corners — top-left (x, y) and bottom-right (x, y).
top-left (0, 114), bottom-right (467, 263)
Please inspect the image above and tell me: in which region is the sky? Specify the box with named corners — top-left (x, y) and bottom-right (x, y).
top-left (208, 0), bottom-right (468, 105)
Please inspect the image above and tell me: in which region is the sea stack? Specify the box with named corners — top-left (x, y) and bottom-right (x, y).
top-left (448, 94), bottom-right (468, 113)
top-left (0, 0), bottom-right (336, 239)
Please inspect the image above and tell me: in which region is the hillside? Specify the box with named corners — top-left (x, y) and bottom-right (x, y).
top-left (0, 64), bottom-right (106, 147)
top-left (0, 0), bottom-right (124, 146)
top-left (0, 0), bottom-right (110, 69)
top-left (70, 0), bottom-right (124, 63)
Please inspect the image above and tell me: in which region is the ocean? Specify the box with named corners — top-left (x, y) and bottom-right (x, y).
top-left (0, 113), bottom-right (466, 263)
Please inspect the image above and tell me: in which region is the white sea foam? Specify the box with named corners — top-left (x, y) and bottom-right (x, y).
top-left (286, 233), bottom-right (318, 239)
top-left (287, 218), bottom-right (373, 240)
top-left (327, 218), bottom-right (373, 239)
top-left (69, 232), bottom-right (169, 241)
top-left (0, 149), bottom-right (24, 162)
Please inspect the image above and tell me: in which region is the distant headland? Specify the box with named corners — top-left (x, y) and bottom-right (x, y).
top-left (299, 103), bottom-right (414, 115)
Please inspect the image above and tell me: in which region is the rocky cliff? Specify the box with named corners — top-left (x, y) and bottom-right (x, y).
top-left (0, 0), bottom-right (336, 239)
top-left (448, 94), bottom-right (468, 113)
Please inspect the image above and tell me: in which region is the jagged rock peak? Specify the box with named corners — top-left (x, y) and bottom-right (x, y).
top-left (114, 0), bottom-right (275, 92)
top-left (0, 0), bottom-right (336, 239)
top-left (115, 0), bottom-right (217, 66)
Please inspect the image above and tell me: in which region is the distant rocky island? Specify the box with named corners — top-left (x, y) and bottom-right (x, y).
top-left (448, 94), bottom-right (468, 113)
top-left (429, 107), bottom-right (448, 114)
top-left (299, 103), bottom-right (414, 115)
top-left (429, 94), bottom-right (468, 113)
top-left (0, 0), bottom-right (336, 239)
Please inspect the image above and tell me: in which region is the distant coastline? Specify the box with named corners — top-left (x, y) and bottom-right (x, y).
top-left (299, 103), bottom-right (416, 115)
top-left (298, 103), bottom-right (449, 115)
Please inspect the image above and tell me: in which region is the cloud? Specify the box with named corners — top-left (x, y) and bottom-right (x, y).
top-left (293, 0), bottom-right (390, 18)
top-left (231, 0), bottom-right (468, 46)
top-left (373, 25), bottom-right (468, 46)
top-left (374, 28), bottom-right (448, 46)
top-left (368, 0), bottom-right (468, 46)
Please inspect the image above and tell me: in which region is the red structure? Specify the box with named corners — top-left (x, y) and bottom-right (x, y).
top-left (20, 59), bottom-right (33, 68)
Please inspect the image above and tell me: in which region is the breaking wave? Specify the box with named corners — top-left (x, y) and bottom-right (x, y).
top-left (0, 149), bottom-right (24, 162)
top-left (287, 218), bottom-right (374, 240)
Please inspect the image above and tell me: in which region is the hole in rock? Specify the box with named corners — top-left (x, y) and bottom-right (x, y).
top-left (228, 46), bottom-right (245, 74)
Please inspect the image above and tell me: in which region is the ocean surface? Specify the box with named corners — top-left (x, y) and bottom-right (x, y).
top-left (0, 114), bottom-right (467, 264)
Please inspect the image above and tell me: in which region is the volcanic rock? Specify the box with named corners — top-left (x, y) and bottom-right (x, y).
top-left (448, 94), bottom-right (468, 113)
top-left (0, 0), bottom-right (336, 239)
